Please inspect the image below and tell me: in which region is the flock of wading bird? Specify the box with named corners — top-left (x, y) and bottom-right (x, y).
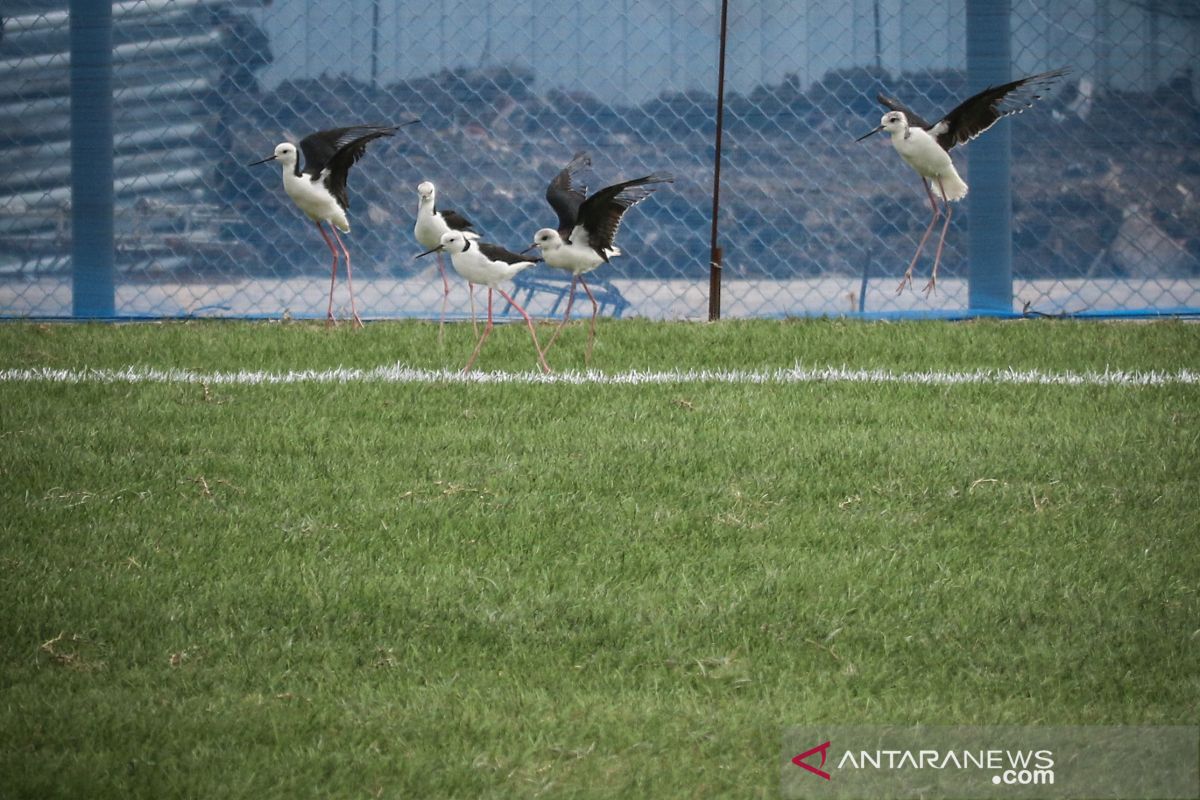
top-left (249, 67), bottom-right (1067, 373)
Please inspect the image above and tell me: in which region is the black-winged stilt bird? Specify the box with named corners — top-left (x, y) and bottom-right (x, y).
top-left (414, 181), bottom-right (480, 342)
top-left (249, 122), bottom-right (415, 327)
top-left (856, 68), bottom-right (1068, 295)
top-left (417, 231), bottom-right (551, 374)
top-left (526, 152), bottom-right (672, 361)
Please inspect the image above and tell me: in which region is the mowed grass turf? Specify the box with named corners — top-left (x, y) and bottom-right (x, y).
top-left (0, 318), bottom-right (1197, 798)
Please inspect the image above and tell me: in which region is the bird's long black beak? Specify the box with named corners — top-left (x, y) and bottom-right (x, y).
top-left (520, 244), bottom-right (537, 255)
top-left (247, 154), bottom-right (277, 166)
top-left (855, 126), bottom-right (883, 142)
top-left (415, 245), bottom-right (443, 259)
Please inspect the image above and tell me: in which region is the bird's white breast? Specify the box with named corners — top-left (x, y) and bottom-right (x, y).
top-left (414, 202), bottom-right (446, 249)
top-left (888, 127), bottom-right (968, 200)
top-left (282, 169), bottom-right (349, 231)
top-left (449, 249), bottom-right (533, 288)
top-left (891, 127), bottom-right (955, 178)
top-left (541, 227), bottom-right (617, 274)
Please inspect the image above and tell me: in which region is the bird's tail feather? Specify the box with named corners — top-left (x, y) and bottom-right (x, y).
top-left (933, 172), bottom-right (968, 202)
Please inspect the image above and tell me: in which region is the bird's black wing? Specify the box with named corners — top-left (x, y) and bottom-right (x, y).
top-left (876, 93), bottom-right (934, 131)
top-left (575, 173), bottom-right (673, 260)
top-left (316, 125), bottom-right (398, 210)
top-left (298, 125), bottom-right (388, 176)
top-left (932, 67), bottom-right (1069, 151)
top-left (478, 241), bottom-right (540, 265)
top-left (438, 208), bottom-right (476, 233)
top-left (546, 151), bottom-right (591, 236)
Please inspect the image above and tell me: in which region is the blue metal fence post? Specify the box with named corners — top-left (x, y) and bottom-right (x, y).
top-left (70, 0), bottom-right (115, 317)
top-left (965, 0), bottom-right (1012, 315)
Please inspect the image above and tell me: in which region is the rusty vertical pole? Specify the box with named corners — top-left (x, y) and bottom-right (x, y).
top-left (708, 0), bottom-right (730, 321)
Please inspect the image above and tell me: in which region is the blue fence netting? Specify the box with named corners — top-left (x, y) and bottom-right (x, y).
top-left (2, 0), bottom-right (1198, 320)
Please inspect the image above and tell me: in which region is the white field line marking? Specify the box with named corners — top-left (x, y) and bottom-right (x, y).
top-left (1, 365), bottom-right (1197, 387)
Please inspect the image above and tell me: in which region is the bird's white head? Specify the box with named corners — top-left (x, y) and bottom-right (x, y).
top-left (416, 229), bottom-right (471, 259)
top-left (880, 111), bottom-right (907, 135)
top-left (529, 228), bottom-right (563, 253)
top-left (248, 142), bottom-right (298, 169)
top-left (855, 111), bottom-right (908, 143)
top-left (417, 181), bottom-right (436, 202)
top-left (438, 230), bottom-right (471, 254)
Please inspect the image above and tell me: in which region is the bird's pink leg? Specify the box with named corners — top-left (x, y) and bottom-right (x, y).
top-left (923, 178), bottom-right (953, 296)
top-left (541, 275), bottom-right (578, 355)
top-left (496, 287), bottom-right (552, 374)
top-left (315, 221), bottom-right (339, 327)
top-left (437, 251), bottom-right (449, 345)
top-left (579, 275), bottom-right (600, 364)
top-left (897, 178), bottom-right (941, 295)
top-left (462, 288), bottom-right (494, 374)
top-left (329, 227), bottom-right (363, 328)
top-left (469, 283), bottom-right (479, 338)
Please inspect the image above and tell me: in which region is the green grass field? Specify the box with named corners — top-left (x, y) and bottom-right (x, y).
top-left (1, 318), bottom-right (1198, 798)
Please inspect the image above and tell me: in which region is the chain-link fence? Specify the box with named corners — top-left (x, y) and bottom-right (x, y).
top-left (2, 0), bottom-right (1198, 320)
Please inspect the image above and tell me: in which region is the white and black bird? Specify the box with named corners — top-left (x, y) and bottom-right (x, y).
top-left (856, 68), bottom-right (1068, 295)
top-left (417, 230), bottom-right (551, 374)
top-left (414, 181), bottom-right (481, 341)
top-left (250, 122), bottom-right (415, 327)
top-left (526, 152), bottom-right (672, 361)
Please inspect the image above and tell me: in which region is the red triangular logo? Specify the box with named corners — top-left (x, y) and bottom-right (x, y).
top-left (792, 740), bottom-right (832, 780)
